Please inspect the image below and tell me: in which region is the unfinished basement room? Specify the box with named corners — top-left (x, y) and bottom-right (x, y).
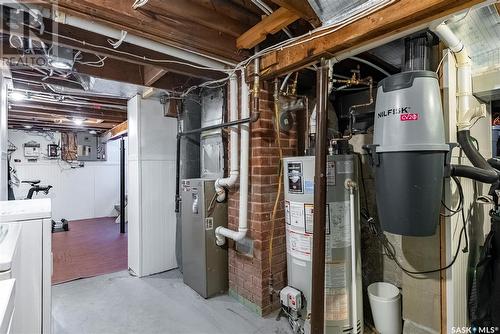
top-left (0, 1), bottom-right (500, 334)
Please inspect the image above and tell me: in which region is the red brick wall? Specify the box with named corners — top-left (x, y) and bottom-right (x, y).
top-left (228, 83), bottom-right (298, 315)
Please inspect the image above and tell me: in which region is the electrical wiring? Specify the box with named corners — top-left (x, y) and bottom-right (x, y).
top-left (21, 0), bottom-right (396, 90)
top-left (357, 153), bottom-right (469, 276)
top-left (435, 49), bottom-right (450, 73)
top-left (16, 0), bottom-right (397, 99)
top-left (269, 82), bottom-right (284, 293)
top-left (440, 176), bottom-right (464, 217)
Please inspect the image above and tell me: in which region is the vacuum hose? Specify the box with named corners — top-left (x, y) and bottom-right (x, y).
top-left (455, 130), bottom-right (498, 184)
top-left (451, 165), bottom-right (498, 184)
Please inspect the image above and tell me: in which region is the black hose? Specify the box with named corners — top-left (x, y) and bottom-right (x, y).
top-left (451, 165), bottom-right (498, 184)
top-left (457, 130), bottom-right (498, 183)
top-left (488, 158), bottom-right (500, 171)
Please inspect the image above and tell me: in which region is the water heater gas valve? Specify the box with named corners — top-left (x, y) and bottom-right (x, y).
top-left (280, 286), bottom-right (302, 311)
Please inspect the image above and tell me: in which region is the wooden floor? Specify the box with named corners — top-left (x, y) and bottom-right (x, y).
top-left (52, 217), bottom-right (127, 285)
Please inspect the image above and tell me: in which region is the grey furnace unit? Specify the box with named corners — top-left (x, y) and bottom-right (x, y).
top-left (181, 178), bottom-right (228, 298)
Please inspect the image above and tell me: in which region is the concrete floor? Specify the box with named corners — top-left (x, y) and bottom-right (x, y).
top-left (52, 270), bottom-right (292, 334)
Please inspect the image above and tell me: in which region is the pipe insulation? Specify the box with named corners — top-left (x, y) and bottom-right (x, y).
top-left (214, 74), bottom-right (239, 202)
top-left (215, 68), bottom-right (251, 245)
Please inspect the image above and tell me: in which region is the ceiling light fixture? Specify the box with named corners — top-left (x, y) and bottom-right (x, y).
top-left (23, 125), bottom-right (33, 129)
top-left (10, 91), bottom-right (26, 102)
top-left (48, 47), bottom-right (74, 70)
top-left (73, 117), bottom-right (85, 125)
top-left (49, 60), bottom-right (73, 70)
top-left (89, 130), bottom-right (97, 135)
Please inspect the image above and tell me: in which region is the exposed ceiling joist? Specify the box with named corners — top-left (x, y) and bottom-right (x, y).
top-left (237, 7), bottom-right (300, 49)
top-left (21, 0), bottom-right (247, 62)
top-left (10, 104), bottom-right (126, 122)
top-left (269, 0), bottom-right (321, 27)
top-left (259, 0), bottom-right (487, 78)
top-left (134, 0), bottom-right (252, 38)
top-left (0, 17), bottom-right (225, 82)
top-left (8, 118), bottom-right (115, 130)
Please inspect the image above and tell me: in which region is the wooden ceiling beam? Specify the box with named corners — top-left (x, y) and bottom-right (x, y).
top-left (259, 0), bottom-right (486, 78)
top-left (101, 121), bottom-right (128, 142)
top-left (9, 122), bottom-right (106, 132)
top-left (0, 18), bottom-right (226, 81)
top-left (237, 7), bottom-right (300, 49)
top-left (268, 0), bottom-right (320, 27)
top-left (9, 102), bottom-right (126, 117)
top-left (74, 59), bottom-right (144, 86)
top-left (199, 0), bottom-right (261, 22)
top-left (134, 0), bottom-right (252, 38)
top-left (20, 0), bottom-right (245, 62)
top-left (8, 118), bottom-right (115, 130)
top-left (9, 108), bottom-right (126, 123)
top-left (9, 112), bottom-right (124, 128)
top-left (10, 80), bottom-right (128, 106)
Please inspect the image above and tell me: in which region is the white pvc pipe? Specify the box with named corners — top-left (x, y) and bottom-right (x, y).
top-left (215, 68), bottom-right (249, 245)
top-left (349, 186), bottom-right (358, 332)
top-left (214, 74), bottom-right (239, 202)
top-left (432, 23), bottom-right (476, 131)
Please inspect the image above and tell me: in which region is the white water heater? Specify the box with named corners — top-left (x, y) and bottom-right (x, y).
top-left (282, 154), bottom-right (363, 334)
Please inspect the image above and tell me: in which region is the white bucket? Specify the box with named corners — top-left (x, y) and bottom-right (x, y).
top-left (368, 282), bottom-right (402, 334)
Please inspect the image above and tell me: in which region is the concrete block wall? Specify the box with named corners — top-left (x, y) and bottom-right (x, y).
top-left (228, 83), bottom-right (298, 315)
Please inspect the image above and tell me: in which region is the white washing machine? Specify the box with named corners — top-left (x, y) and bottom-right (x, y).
top-left (0, 279), bottom-right (15, 334)
top-left (0, 223), bottom-right (21, 280)
top-left (0, 223), bottom-right (20, 334)
top-left (0, 199), bottom-right (52, 334)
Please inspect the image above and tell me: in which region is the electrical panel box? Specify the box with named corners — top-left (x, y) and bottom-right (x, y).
top-left (23, 141), bottom-right (41, 158)
top-left (181, 179), bottom-right (228, 298)
top-left (76, 133), bottom-right (106, 161)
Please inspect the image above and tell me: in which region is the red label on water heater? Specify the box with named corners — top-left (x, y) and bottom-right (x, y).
top-left (400, 113), bottom-right (419, 121)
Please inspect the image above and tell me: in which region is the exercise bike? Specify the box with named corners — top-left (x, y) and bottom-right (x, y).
top-left (22, 180), bottom-right (69, 233)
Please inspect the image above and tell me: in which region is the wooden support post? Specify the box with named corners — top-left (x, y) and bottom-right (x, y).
top-left (311, 59), bottom-right (328, 334)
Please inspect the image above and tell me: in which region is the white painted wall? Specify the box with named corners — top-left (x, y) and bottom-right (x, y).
top-left (127, 95), bottom-right (177, 277)
top-left (8, 129), bottom-right (123, 221)
top-left (443, 50), bottom-right (493, 330)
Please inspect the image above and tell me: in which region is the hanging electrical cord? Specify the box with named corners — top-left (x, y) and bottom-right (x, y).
top-left (440, 175), bottom-right (464, 217)
top-left (356, 153), bottom-right (469, 276)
